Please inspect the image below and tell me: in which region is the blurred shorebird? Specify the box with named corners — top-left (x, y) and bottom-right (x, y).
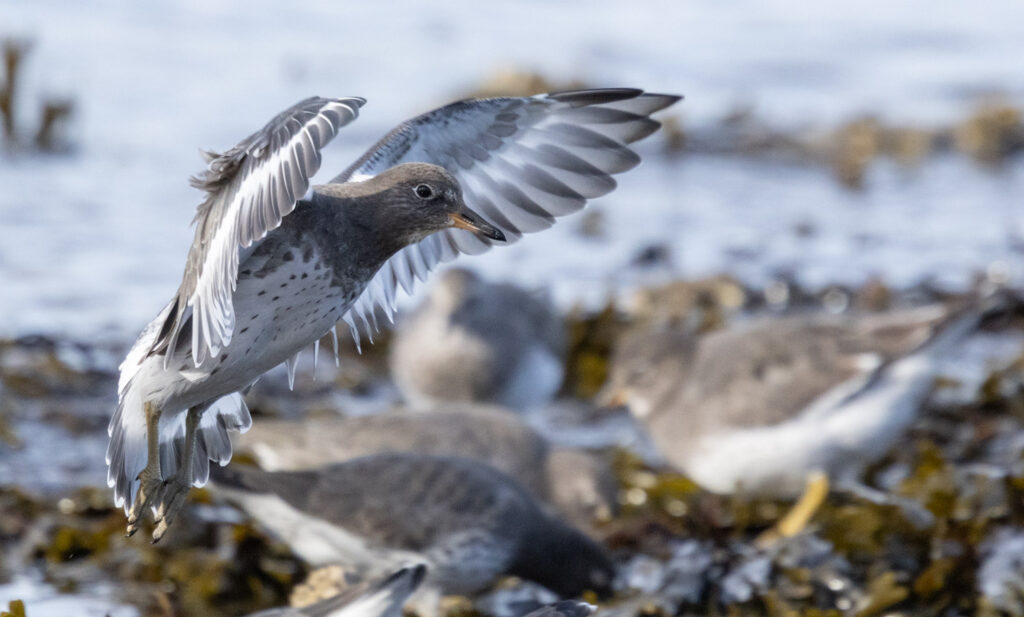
top-left (235, 405), bottom-right (617, 532)
top-left (211, 453), bottom-right (615, 611)
top-left (244, 564), bottom-right (426, 617)
top-left (389, 268), bottom-right (566, 411)
top-left (603, 300), bottom-right (998, 538)
top-left (107, 89), bottom-right (680, 539)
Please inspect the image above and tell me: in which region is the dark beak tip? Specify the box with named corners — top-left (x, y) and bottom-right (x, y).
top-left (451, 211), bottom-right (506, 242)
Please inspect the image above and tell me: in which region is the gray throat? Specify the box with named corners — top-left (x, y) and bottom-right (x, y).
top-left (290, 191), bottom-right (411, 285)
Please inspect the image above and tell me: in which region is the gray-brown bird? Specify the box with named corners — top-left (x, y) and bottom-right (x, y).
top-left (389, 268), bottom-right (566, 411)
top-left (234, 406), bottom-right (617, 533)
top-left (106, 89), bottom-right (680, 540)
top-left (211, 453), bottom-right (615, 609)
top-left (603, 301), bottom-right (995, 537)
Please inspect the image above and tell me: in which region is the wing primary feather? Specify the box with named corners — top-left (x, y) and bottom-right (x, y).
top-left (342, 313), bottom-right (362, 354)
top-left (313, 338), bottom-right (320, 374)
top-left (329, 325), bottom-right (340, 367)
top-left (285, 351), bottom-right (301, 390)
top-left (545, 88), bottom-right (644, 105)
top-left (156, 97), bottom-right (364, 365)
top-left (329, 89), bottom-right (677, 351)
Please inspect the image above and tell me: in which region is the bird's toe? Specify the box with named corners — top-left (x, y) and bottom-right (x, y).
top-left (126, 467), bottom-right (164, 534)
top-left (151, 477), bottom-right (191, 542)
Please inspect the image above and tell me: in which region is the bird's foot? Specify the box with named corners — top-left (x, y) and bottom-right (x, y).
top-left (152, 474), bottom-right (191, 543)
top-left (126, 465), bottom-right (163, 537)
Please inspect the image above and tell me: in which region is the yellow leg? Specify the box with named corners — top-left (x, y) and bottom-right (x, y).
top-left (152, 405), bottom-right (204, 543)
top-left (126, 401), bottom-right (163, 536)
top-left (756, 471), bottom-right (830, 547)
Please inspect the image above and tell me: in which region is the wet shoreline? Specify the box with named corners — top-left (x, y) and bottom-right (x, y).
top-left (2, 282), bottom-right (1022, 617)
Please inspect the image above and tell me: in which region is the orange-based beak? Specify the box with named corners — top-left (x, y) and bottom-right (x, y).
top-left (449, 210), bottom-right (506, 242)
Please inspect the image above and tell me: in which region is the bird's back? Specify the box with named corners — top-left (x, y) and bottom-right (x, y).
top-left (646, 308), bottom-right (946, 438)
top-left (235, 407), bottom-right (551, 497)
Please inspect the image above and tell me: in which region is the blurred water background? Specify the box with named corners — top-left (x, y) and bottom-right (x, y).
top-left (2, 0), bottom-right (1023, 341)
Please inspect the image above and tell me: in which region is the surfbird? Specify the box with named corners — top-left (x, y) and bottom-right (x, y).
top-left (389, 268), bottom-right (565, 411)
top-left (210, 452), bottom-right (615, 608)
top-left (243, 563), bottom-right (426, 617)
top-left (234, 405), bottom-right (617, 533)
top-left (603, 300), bottom-right (995, 537)
top-left (106, 88), bottom-right (680, 540)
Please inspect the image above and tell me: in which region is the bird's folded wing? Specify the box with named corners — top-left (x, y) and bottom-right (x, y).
top-left (154, 96), bottom-right (365, 366)
top-left (333, 88), bottom-right (680, 343)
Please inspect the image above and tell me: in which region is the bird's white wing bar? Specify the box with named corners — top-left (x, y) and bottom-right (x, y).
top-left (157, 96), bottom-right (365, 366)
top-left (333, 88), bottom-right (680, 345)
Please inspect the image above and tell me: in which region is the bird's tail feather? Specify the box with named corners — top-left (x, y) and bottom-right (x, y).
top-left (890, 291), bottom-right (1015, 377)
top-left (158, 393), bottom-right (252, 486)
top-left (106, 375), bottom-right (150, 511)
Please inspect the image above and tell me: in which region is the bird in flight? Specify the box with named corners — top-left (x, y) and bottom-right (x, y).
top-left (107, 88), bottom-right (680, 540)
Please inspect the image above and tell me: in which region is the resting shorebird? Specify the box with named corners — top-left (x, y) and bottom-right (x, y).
top-left (244, 564), bottom-right (426, 617)
top-left (389, 268), bottom-right (565, 411)
top-left (603, 300), bottom-right (996, 538)
top-left (235, 406), bottom-right (617, 532)
top-left (211, 453), bottom-right (614, 607)
top-left (107, 89), bottom-right (680, 539)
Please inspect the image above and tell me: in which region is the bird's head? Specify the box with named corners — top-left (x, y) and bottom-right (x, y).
top-left (361, 163), bottom-right (505, 246)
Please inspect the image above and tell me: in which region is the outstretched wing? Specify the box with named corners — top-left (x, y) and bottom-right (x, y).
top-left (333, 88), bottom-right (680, 343)
top-left (154, 96), bottom-right (365, 366)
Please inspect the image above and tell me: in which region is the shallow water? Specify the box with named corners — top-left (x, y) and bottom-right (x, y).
top-left (2, 0), bottom-right (1023, 341)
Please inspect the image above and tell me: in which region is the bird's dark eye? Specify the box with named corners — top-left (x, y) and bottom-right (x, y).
top-left (414, 184), bottom-right (434, 200)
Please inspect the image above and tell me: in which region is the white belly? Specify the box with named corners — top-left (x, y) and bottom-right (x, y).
top-left (152, 245), bottom-right (364, 411)
top-left (681, 362), bottom-right (932, 497)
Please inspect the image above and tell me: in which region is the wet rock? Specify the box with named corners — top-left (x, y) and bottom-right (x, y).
top-left (659, 540), bottom-right (715, 604)
top-left (288, 565), bottom-right (354, 608)
top-left (659, 115), bottom-right (685, 152)
top-left (618, 554), bottom-right (665, 595)
top-left (827, 116), bottom-right (882, 190)
top-left (854, 278), bottom-right (893, 312)
top-left (953, 101), bottom-right (1024, 164)
top-left (628, 245), bottom-right (672, 270)
top-left (577, 209), bottom-right (606, 240)
top-left (977, 527), bottom-right (1024, 616)
top-left (658, 101), bottom-right (1023, 190)
top-left (719, 551), bottom-right (771, 604)
top-left (624, 276), bottom-right (747, 331)
top-left (0, 336), bottom-right (115, 398)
